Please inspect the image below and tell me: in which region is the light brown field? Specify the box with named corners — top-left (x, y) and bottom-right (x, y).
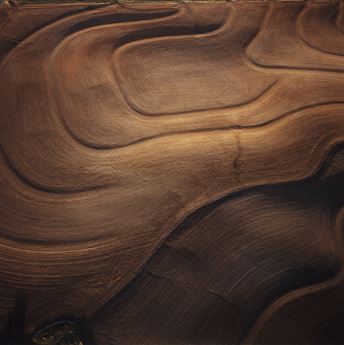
top-left (0, 1), bottom-right (344, 344)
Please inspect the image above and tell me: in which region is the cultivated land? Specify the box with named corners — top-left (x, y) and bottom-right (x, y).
top-left (0, 1), bottom-right (344, 344)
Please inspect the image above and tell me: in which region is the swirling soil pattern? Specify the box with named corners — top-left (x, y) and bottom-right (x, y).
top-left (0, 1), bottom-right (344, 344)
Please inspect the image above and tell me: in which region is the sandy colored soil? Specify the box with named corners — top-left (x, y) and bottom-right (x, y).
top-left (0, 1), bottom-right (344, 344)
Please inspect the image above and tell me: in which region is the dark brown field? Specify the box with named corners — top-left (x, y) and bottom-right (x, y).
top-left (0, 1), bottom-right (344, 344)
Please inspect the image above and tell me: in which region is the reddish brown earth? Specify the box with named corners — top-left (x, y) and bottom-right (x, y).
top-left (0, 1), bottom-right (344, 344)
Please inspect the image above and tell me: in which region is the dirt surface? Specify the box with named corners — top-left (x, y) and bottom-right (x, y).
top-left (0, 1), bottom-right (344, 344)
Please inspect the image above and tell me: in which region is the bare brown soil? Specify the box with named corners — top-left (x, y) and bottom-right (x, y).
top-left (0, 1), bottom-right (344, 344)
